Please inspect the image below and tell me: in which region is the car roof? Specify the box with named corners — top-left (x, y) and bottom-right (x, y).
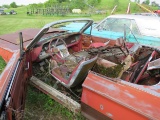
top-left (132, 13), bottom-right (158, 17)
top-left (107, 14), bottom-right (160, 20)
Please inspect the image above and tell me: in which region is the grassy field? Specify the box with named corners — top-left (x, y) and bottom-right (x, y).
top-left (24, 86), bottom-right (85, 120)
top-left (0, 0), bottom-right (158, 119)
top-left (0, 13), bottom-right (107, 35)
top-left (0, 5), bottom-right (108, 35)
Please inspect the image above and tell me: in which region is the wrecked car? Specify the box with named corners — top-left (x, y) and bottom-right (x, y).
top-left (0, 18), bottom-right (160, 120)
top-left (89, 14), bottom-right (160, 47)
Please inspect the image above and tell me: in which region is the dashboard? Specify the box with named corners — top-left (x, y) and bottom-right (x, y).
top-left (37, 33), bottom-right (81, 60)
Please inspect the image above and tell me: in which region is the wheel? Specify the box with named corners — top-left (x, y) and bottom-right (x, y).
top-left (49, 38), bottom-right (69, 59)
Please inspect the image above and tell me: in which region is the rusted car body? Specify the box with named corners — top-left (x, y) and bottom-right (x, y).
top-left (0, 19), bottom-right (160, 120)
top-left (0, 29), bottom-right (39, 119)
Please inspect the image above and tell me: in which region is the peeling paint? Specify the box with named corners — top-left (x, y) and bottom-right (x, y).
top-left (124, 92), bottom-right (135, 99)
top-left (83, 72), bottom-right (160, 119)
top-left (106, 112), bottom-right (113, 118)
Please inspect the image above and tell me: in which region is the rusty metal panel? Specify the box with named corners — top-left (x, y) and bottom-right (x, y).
top-left (147, 58), bottom-right (160, 70)
top-left (81, 71), bottom-right (160, 120)
top-left (81, 102), bottom-right (112, 120)
top-left (0, 47), bottom-right (13, 62)
top-left (0, 51), bottom-right (19, 105)
top-left (0, 29), bottom-right (40, 45)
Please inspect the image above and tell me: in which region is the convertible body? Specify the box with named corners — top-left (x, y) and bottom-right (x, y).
top-left (0, 19), bottom-right (160, 120)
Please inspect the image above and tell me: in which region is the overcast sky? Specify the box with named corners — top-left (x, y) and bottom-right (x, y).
top-left (0, 0), bottom-right (160, 6)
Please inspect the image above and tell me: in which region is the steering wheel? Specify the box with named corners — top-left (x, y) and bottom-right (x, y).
top-left (49, 38), bottom-right (69, 60)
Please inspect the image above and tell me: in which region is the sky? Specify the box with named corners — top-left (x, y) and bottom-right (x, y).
top-left (0, 0), bottom-right (160, 6)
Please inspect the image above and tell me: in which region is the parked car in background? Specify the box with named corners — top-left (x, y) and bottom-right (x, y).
top-left (0, 18), bottom-right (160, 120)
top-left (9, 10), bottom-right (17, 15)
top-left (0, 8), bottom-right (6, 15)
top-left (85, 14), bottom-right (160, 47)
top-left (0, 12), bottom-right (6, 15)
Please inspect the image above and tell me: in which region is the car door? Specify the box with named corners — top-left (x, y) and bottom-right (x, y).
top-left (1, 33), bottom-right (33, 120)
top-left (6, 52), bottom-right (32, 120)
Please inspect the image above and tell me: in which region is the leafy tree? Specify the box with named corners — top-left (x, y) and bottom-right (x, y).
top-left (29, 4), bottom-right (38, 8)
top-left (142, 0), bottom-right (150, 5)
top-left (145, 0), bottom-right (150, 5)
top-left (2, 4), bottom-right (10, 8)
top-left (10, 2), bottom-right (17, 8)
top-left (37, 3), bottom-right (44, 8)
top-left (70, 0), bottom-right (86, 9)
top-left (83, 0), bottom-right (101, 9)
top-left (57, 0), bottom-right (66, 3)
top-left (87, 0), bottom-right (99, 7)
top-left (44, 0), bottom-right (57, 7)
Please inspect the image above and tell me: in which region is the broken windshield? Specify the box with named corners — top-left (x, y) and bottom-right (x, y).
top-left (27, 19), bottom-right (93, 49)
top-left (39, 20), bottom-right (91, 42)
top-left (95, 18), bottom-right (140, 35)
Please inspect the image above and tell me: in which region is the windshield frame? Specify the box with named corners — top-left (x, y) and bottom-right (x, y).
top-left (27, 18), bottom-right (93, 50)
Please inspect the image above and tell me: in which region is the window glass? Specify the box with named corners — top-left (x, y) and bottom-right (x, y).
top-left (96, 18), bottom-right (140, 35)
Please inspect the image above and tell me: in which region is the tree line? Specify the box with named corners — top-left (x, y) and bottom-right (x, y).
top-left (0, 0), bottom-right (102, 10)
top-left (134, 0), bottom-right (159, 7)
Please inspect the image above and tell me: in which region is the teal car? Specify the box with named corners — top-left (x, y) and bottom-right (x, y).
top-left (86, 14), bottom-right (160, 47)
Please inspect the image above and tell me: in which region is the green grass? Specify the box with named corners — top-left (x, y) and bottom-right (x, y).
top-left (95, 0), bottom-right (158, 14)
top-left (0, 13), bottom-right (106, 35)
top-left (0, 56), bottom-right (6, 73)
top-left (24, 86), bottom-right (85, 120)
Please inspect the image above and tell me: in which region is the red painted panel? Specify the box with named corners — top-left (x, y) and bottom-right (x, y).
top-left (0, 47), bottom-right (13, 62)
top-left (82, 87), bottom-right (147, 120)
top-left (31, 46), bottom-right (42, 61)
top-left (81, 72), bottom-right (160, 120)
top-left (0, 29), bottom-right (40, 45)
top-left (0, 52), bottom-right (19, 102)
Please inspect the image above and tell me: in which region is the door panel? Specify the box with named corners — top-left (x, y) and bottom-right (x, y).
top-left (6, 51), bottom-right (32, 120)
